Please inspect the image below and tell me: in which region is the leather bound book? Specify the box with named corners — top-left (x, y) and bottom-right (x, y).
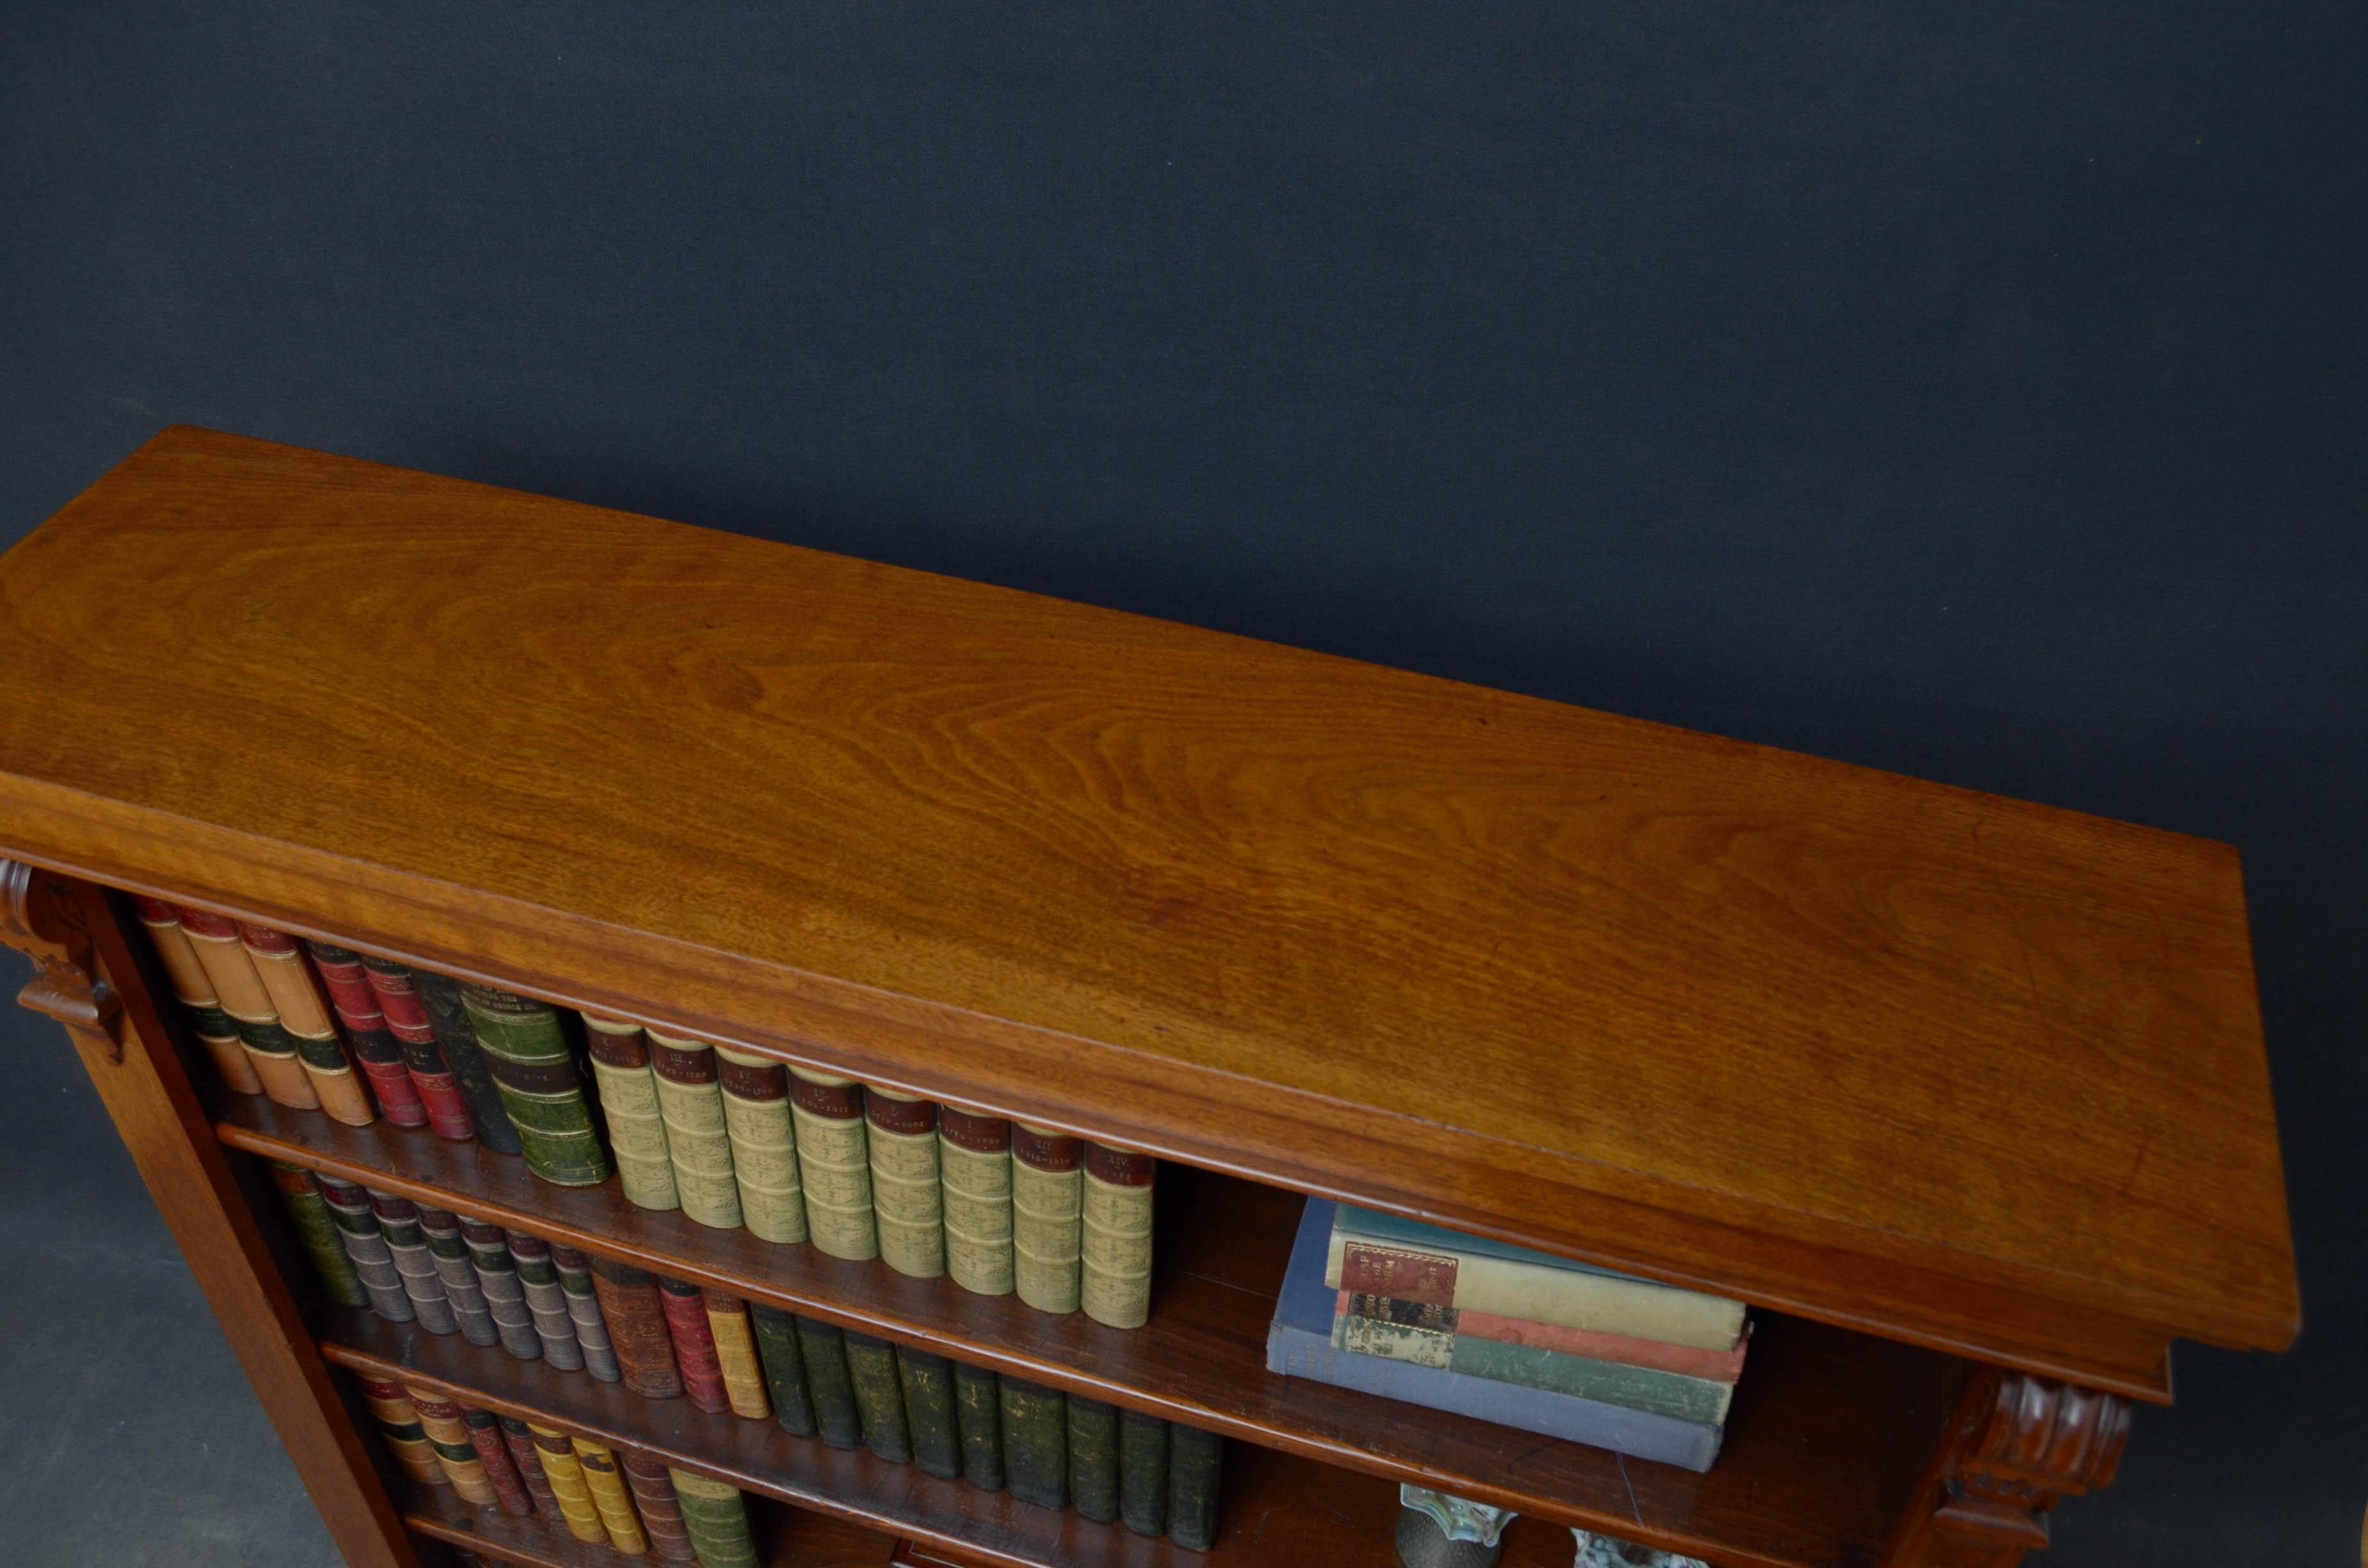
top-left (1066, 1394), bottom-right (1119, 1523)
top-left (793, 1317), bottom-right (863, 1450)
top-left (459, 1216), bottom-right (545, 1362)
top-left (658, 1277), bottom-right (732, 1415)
top-left (702, 1291), bottom-right (773, 1421)
top-left (745, 1304), bottom-right (817, 1438)
top-left (1334, 1289), bottom-right (1753, 1384)
top-left (714, 1046), bottom-right (807, 1245)
top-left (896, 1346), bottom-right (960, 1480)
top-left (236, 922), bottom-right (374, 1126)
top-left (135, 898), bottom-right (261, 1093)
top-left (1117, 1409), bottom-right (1167, 1537)
top-left (953, 1360), bottom-right (1005, 1491)
top-left (1166, 1424), bottom-right (1225, 1551)
top-left (547, 1243), bottom-right (621, 1382)
top-left (865, 1088), bottom-right (946, 1279)
top-left (406, 1387), bottom-right (497, 1505)
top-left (498, 1415), bottom-right (561, 1512)
top-left (459, 983), bottom-right (610, 1186)
top-left (647, 1030), bottom-right (744, 1230)
top-left (582, 1016), bottom-right (681, 1212)
top-left (413, 970), bottom-right (526, 1154)
top-left (506, 1231), bottom-right (586, 1371)
top-left (463, 1407), bottom-right (536, 1517)
top-left (530, 1423), bottom-right (609, 1545)
top-left (230, 1015), bottom-right (321, 1112)
top-left (368, 1189), bottom-right (457, 1335)
top-left (1081, 1143), bottom-right (1155, 1329)
top-left (303, 941), bottom-right (427, 1127)
top-left (267, 1161), bottom-right (368, 1309)
top-left (667, 1469), bottom-right (761, 1568)
top-left (621, 1450), bottom-right (701, 1564)
top-left (358, 1378), bottom-right (448, 1488)
top-left (939, 1104), bottom-right (1014, 1298)
top-left (997, 1375), bottom-right (1067, 1510)
top-left (1011, 1123), bottom-right (1083, 1315)
top-left (417, 1205), bottom-right (499, 1348)
top-left (843, 1328), bottom-right (912, 1464)
top-left (787, 1067), bottom-right (878, 1261)
top-left (317, 1176), bottom-right (413, 1323)
top-left (572, 1436), bottom-right (650, 1554)
top-left (359, 956), bottom-right (477, 1141)
top-left (590, 1258), bottom-right (682, 1399)
top-left (170, 905), bottom-right (276, 1020)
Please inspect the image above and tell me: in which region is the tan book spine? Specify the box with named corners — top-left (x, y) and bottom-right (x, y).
top-left (405, 1386), bottom-right (497, 1505)
top-left (358, 1378), bottom-right (447, 1487)
top-left (789, 1067), bottom-right (877, 1261)
top-left (530, 1423), bottom-right (608, 1544)
top-left (135, 897), bottom-right (262, 1094)
top-left (703, 1291), bottom-right (773, 1421)
top-left (1081, 1142), bottom-right (1156, 1328)
top-left (715, 1047), bottom-right (807, 1245)
top-left (1012, 1122), bottom-right (1083, 1314)
top-left (572, 1436), bottom-right (650, 1555)
top-left (648, 1030), bottom-right (744, 1230)
top-left (584, 1016), bottom-right (682, 1212)
top-left (234, 922), bottom-right (375, 1124)
top-left (865, 1086), bottom-right (945, 1279)
top-left (939, 1104), bottom-right (1015, 1297)
top-left (172, 905), bottom-right (275, 1020)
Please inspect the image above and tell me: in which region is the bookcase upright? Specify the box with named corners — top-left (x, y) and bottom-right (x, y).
top-left (0, 428), bottom-right (2298, 1568)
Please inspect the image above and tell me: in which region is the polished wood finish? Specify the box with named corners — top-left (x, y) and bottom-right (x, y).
top-left (1880, 1368), bottom-right (2130, 1568)
top-left (231, 1093), bottom-right (1944, 1566)
top-left (0, 429), bottom-right (2297, 1396)
top-left (0, 869), bottom-right (423, 1568)
top-left (406, 1482), bottom-right (898, 1568)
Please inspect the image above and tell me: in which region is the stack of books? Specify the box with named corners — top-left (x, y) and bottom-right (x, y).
top-left (1266, 1200), bottom-right (1747, 1473)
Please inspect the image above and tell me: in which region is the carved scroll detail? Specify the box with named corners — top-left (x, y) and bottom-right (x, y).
top-left (0, 860), bottom-right (124, 1058)
top-left (1886, 1366), bottom-right (2132, 1567)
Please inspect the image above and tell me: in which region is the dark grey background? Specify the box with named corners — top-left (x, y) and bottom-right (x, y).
top-left (2, 4), bottom-right (2362, 1564)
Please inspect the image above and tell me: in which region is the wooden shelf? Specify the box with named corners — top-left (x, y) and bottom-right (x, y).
top-left (402, 1478), bottom-right (898, 1567)
top-left (327, 1309), bottom-right (1565, 1568)
top-left (258, 1100), bottom-right (1950, 1568)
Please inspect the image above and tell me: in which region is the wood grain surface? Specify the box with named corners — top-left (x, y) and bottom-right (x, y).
top-left (0, 427), bottom-right (2296, 1389)
top-left (404, 1478), bottom-right (896, 1568)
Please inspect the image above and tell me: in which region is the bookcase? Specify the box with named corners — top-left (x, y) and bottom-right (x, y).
top-left (0, 427), bottom-right (2298, 1568)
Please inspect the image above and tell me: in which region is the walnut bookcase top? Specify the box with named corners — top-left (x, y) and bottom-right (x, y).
top-left (0, 427), bottom-right (2296, 1398)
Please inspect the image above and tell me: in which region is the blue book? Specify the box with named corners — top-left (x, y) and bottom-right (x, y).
top-left (1335, 1203), bottom-right (1638, 1281)
top-left (1268, 1198), bottom-right (1723, 1473)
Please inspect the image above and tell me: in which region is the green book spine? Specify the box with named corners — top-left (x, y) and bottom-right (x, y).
top-left (1166, 1423), bottom-right (1224, 1551)
top-left (1065, 1394), bottom-right (1119, 1523)
top-left (896, 1346), bottom-right (960, 1480)
top-left (267, 1161), bottom-right (368, 1307)
top-left (1336, 1306), bottom-right (1735, 1422)
top-left (953, 1360), bottom-right (1004, 1491)
top-left (998, 1375), bottom-right (1067, 1510)
top-left (793, 1318), bottom-right (863, 1450)
top-left (457, 982), bottom-right (611, 1186)
top-left (412, 970), bottom-right (526, 1154)
top-left (1118, 1409), bottom-right (1167, 1537)
top-left (668, 1469), bottom-right (761, 1568)
top-left (746, 1303), bottom-right (818, 1437)
top-left (843, 1329), bottom-right (912, 1464)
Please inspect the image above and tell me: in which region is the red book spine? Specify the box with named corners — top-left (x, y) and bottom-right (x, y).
top-left (361, 958), bottom-right (475, 1139)
top-left (620, 1450), bottom-right (700, 1563)
top-left (463, 1407), bottom-right (536, 1517)
top-left (658, 1277), bottom-right (730, 1414)
top-left (304, 940), bottom-right (430, 1127)
top-left (499, 1416), bottom-right (561, 1511)
top-left (589, 1258), bottom-right (684, 1400)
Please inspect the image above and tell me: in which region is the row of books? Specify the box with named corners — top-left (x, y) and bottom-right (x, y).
top-left (1266, 1200), bottom-right (1750, 1473)
top-left (363, 1377), bottom-right (759, 1564)
top-left (276, 1165), bottom-right (1223, 1547)
top-left (145, 898), bottom-right (1155, 1327)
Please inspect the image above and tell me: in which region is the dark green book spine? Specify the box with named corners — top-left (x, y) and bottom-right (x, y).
top-left (1166, 1423), bottom-right (1224, 1551)
top-left (793, 1317), bottom-right (863, 1450)
top-left (1119, 1409), bottom-right (1168, 1537)
top-left (412, 970), bottom-right (525, 1154)
top-left (746, 1304), bottom-right (817, 1437)
top-left (457, 982), bottom-right (611, 1186)
top-left (843, 1329), bottom-right (911, 1464)
top-left (668, 1469), bottom-right (761, 1568)
top-left (953, 1360), bottom-right (1004, 1491)
top-left (1066, 1395), bottom-right (1119, 1523)
top-left (897, 1346), bottom-right (960, 1479)
top-left (998, 1376), bottom-right (1066, 1510)
top-left (267, 1161), bottom-right (368, 1307)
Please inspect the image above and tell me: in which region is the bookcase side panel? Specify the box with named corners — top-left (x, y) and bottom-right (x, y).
top-left (0, 863), bottom-right (422, 1568)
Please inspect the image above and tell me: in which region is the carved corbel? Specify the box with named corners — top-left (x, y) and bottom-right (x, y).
top-left (1886, 1365), bottom-right (2132, 1567)
top-left (0, 859), bottom-right (125, 1059)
